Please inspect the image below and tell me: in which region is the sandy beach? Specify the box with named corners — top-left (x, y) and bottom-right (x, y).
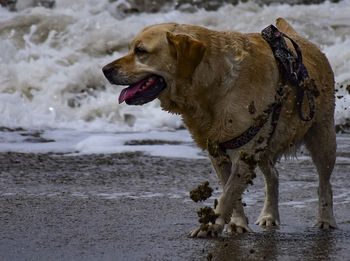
top-left (1, 142), bottom-right (350, 261)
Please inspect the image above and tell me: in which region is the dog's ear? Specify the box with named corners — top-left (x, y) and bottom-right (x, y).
top-left (166, 32), bottom-right (206, 80)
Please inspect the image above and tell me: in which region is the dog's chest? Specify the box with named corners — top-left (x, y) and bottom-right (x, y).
top-left (182, 108), bottom-right (254, 150)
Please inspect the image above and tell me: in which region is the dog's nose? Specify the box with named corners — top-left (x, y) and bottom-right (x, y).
top-left (102, 64), bottom-right (117, 84)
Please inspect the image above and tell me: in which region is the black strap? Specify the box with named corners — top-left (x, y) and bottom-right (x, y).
top-left (219, 125), bottom-right (264, 151)
top-left (219, 101), bottom-right (281, 152)
top-left (261, 24), bottom-right (315, 121)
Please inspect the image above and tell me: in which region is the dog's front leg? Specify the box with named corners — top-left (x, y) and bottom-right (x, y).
top-left (222, 160), bottom-right (255, 234)
top-left (189, 145), bottom-right (232, 238)
top-left (190, 154), bottom-right (255, 237)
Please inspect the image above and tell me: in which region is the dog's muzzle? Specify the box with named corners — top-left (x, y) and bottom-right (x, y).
top-left (102, 64), bottom-right (119, 85)
top-left (102, 63), bottom-right (167, 106)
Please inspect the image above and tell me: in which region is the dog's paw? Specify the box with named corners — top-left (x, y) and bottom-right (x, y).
top-left (255, 215), bottom-right (280, 227)
top-left (226, 216), bottom-right (252, 234)
top-left (189, 223), bottom-right (224, 238)
top-left (317, 220), bottom-right (338, 230)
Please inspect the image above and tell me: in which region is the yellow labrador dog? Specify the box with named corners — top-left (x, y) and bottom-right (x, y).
top-left (102, 18), bottom-right (337, 237)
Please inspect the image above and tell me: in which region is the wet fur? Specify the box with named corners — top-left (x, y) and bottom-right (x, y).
top-left (103, 18), bottom-right (337, 236)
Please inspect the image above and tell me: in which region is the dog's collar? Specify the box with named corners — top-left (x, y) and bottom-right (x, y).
top-left (219, 24), bottom-right (317, 152)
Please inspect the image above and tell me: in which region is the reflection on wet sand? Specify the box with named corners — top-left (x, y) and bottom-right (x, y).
top-left (211, 227), bottom-right (343, 261)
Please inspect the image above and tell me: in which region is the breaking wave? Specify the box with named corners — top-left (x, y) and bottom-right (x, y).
top-left (0, 0), bottom-right (349, 133)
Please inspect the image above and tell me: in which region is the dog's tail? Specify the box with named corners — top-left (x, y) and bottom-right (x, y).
top-left (276, 18), bottom-right (299, 36)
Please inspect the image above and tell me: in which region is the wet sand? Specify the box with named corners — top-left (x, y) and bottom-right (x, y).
top-left (1, 147), bottom-right (350, 260)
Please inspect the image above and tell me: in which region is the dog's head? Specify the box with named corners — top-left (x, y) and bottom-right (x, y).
top-left (102, 23), bottom-right (206, 106)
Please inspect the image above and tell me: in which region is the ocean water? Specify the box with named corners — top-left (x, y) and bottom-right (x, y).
top-left (0, 0), bottom-right (350, 156)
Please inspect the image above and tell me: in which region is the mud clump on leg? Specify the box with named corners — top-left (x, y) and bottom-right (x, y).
top-left (239, 152), bottom-right (257, 170)
top-left (239, 152), bottom-right (257, 185)
top-left (197, 206), bottom-right (219, 224)
top-left (190, 181), bottom-right (213, 202)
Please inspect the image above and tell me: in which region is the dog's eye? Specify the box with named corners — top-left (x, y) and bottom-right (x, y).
top-left (134, 47), bottom-right (148, 55)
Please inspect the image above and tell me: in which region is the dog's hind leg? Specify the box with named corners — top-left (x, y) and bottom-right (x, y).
top-left (255, 154), bottom-right (280, 227)
top-left (304, 121), bottom-right (338, 229)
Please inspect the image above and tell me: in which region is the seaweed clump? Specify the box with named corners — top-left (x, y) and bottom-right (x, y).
top-left (189, 181), bottom-right (213, 202)
top-left (190, 182), bottom-right (219, 231)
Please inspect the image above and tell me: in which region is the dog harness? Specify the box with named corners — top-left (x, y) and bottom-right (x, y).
top-left (219, 24), bottom-right (317, 152)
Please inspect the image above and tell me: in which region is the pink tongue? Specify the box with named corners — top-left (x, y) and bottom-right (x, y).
top-left (118, 77), bottom-right (149, 104)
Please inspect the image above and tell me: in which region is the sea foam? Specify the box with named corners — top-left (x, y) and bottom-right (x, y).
top-left (0, 0), bottom-right (350, 133)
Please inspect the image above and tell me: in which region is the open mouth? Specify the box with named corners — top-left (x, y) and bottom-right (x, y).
top-left (118, 75), bottom-right (167, 105)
